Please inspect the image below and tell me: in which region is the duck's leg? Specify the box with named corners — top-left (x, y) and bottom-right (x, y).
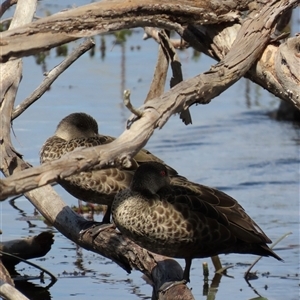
top-left (183, 258), bottom-right (192, 282)
top-left (102, 205), bottom-right (111, 224)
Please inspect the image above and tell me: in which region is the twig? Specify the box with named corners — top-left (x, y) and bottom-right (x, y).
top-left (12, 39), bottom-right (95, 120)
top-left (123, 90), bottom-right (143, 117)
top-left (124, 90), bottom-right (144, 129)
top-left (0, 0), bottom-right (17, 18)
top-left (244, 232), bottom-right (291, 278)
top-left (158, 30), bottom-right (192, 124)
top-left (143, 27), bottom-right (188, 49)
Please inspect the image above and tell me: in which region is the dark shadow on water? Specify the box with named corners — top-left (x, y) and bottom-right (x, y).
top-left (8, 266), bottom-right (56, 300)
top-left (14, 280), bottom-right (52, 300)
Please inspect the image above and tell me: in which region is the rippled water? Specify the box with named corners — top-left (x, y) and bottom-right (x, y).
top-left (1, 2), bottom-right (299, 300)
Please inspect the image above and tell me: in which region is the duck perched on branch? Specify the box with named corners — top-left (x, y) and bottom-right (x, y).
top-left (40, 112), bottom-right (175, 223)
top-left (112, 161), bottom-right (282, 282)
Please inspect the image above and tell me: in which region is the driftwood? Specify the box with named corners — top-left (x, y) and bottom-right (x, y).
top-left (0, 0), bottom-right (298, 200)
top-left (0, 0), bottom-right (299, 109)
top-left (0, 0), bottom-right (247, 62)
top-left (0, 0), bottom-right (299, 299)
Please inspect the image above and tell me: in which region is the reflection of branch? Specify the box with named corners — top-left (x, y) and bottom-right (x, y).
top-left (0, 0), bottom-right (17, 18)
top-left (205, 273), bottom-right (222, 300)
top-left (12, 39), bottom-right (95, 120)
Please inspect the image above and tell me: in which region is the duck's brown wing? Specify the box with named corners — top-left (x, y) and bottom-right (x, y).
top-left (40, 134), bottom-right (177, 204)
top-left (60, 168), bottom-right (134, 205)
top-left (169, 176), bottom-right (272, 244)
top-left (40, 135), bottom-right (135, 204)
top-left (40, 135), bottom-right (113, 163)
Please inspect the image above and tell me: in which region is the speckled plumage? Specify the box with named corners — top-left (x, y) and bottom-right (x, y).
top-left (40, 113), bottom-right (171, 222)
top-left (112, 162), bottom-right (282, 281)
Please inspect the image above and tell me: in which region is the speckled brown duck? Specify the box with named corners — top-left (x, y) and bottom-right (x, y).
top-left (112, 161), bottom-right (282, 282)
top-left (40, 112), bottom-right (174, 223)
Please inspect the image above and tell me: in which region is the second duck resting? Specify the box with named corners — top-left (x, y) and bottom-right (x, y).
top-left (112, 161), bottom-right (282, 282)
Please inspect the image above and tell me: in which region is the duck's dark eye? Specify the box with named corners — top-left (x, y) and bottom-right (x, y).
top-left (160, 170), bottom-right (166, 177)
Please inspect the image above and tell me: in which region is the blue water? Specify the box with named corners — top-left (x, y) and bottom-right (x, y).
top-left (1, 2), bottom-right (299, 300)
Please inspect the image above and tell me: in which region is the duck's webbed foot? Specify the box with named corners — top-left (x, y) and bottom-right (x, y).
top-left (79, 221), bottom-right (115, 239)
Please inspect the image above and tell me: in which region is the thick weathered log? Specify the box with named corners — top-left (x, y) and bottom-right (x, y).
top-left (0, 0), bottom-right (297, 200)
top-left (0, 0), bottom-right (250, 62)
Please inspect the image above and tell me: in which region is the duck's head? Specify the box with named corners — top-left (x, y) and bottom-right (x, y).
top-left (55, 112), bottom-right (99, 141)
top-left (131, 162), bottom-right (170, 194)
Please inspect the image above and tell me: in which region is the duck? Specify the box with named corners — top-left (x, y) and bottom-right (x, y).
top-left (40, 112), bottom-right (175, 223)
top-left (112, 161), bottom-right (282, 282)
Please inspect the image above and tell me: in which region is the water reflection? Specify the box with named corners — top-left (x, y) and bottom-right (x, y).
top-left (14, 280), bottom-right (52, 300)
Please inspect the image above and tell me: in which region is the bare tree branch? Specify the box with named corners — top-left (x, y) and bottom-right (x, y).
top-left (0, 0), bottom-right (248, 63)
top-left (0, 0), bottom-right (296, 200)
top-left (11, 39), bottom-right (95, 120)
top-left (145, 29), bottom-right (169, 102)
top-left (0, 0), bottom-right (17, 18)
top-left (186, 22), bottom-right (300, 108)
top-left (144, 27), bottom-right (188, 49)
